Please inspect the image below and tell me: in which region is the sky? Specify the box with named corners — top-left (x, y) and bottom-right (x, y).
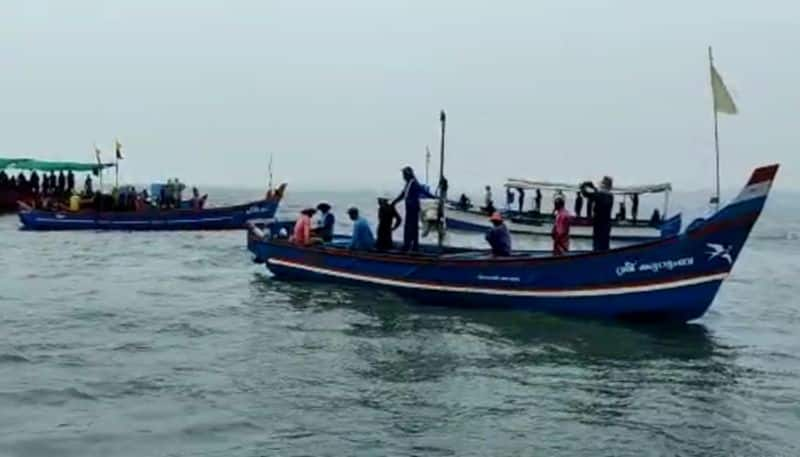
top-left (1, 0), bottom-right (798, 195)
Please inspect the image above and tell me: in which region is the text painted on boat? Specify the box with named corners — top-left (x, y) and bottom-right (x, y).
top-left (246, 205), bottom-right (272, 215)
top-left (616, 257), bottom-right (694, 277)
top-left (477, 275), bottom-right (521, 283)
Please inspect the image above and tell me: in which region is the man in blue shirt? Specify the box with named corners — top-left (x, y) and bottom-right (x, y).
top-left (485, 212), bottom-right (511, 257)
top-left (347, 207), bottom-right (375, 251)
top-left (392, 166), bottom-right (435, 251)
top-left (313, 201), bottom-right (335, 242)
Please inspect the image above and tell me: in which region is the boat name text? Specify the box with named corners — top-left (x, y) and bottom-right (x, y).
top-left (477, 274), bottom-right (521, 282)
top-left (616, 257), bottom-right (694, 277)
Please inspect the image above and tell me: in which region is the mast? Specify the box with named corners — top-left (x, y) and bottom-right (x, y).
top-left (709, 46), bottom-right (720, 210)
top-left (437, 110), bottom-right (447, 249)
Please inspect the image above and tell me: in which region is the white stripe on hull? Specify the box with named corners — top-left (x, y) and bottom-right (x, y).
top-left (267, 258), bottom-right (727, 298)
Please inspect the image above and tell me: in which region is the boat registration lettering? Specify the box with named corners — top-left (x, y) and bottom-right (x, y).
top-left (246, 205), bottom-right (270, 215)
top-left (616, 257), bottom-right (694, 277)
top-left (477, 274), bottom-right (520, 283)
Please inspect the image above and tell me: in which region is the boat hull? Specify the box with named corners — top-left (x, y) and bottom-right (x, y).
top-left (248, 165), bottom-right (777, 322)
top-left (18, 199), bottom-right (281, 231)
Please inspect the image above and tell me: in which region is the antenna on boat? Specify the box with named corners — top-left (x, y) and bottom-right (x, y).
top-left (268, 152), bottom-right (274, 192)
top-left (437, 110), bottom-right (447, 250)
top-left (425, 145), bottom-right (431, 186)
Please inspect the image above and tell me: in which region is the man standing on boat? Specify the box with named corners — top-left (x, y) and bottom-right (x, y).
top-left (580, 176), bottom-right (614, 251)
top-left (485, 212), bottom-right (511, 257)
top-left (505, 187), bottom-right (514, 211)
top-left (516, 187), bottom-right (525, 213)
top-left (552, 195), bottom-right (570, 256)
top-left (574, 192), bottom-right (584, 218)
top-left (376, 196), bottom-right (402, 251)
top-left (392, 166), bottom-right (434, 251)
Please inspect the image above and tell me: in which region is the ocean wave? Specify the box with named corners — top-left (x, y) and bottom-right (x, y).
top-left (0, 353), bottom-right (31, 364)
top-left (0, 387), bottom-right (96, 406)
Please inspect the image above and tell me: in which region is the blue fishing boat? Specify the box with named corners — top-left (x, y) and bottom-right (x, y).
top-left (18, 184), bottom-right (286, 231)
top-left (247, 165), bottom-right (778, 322)
top-left (446, 180), bottom-right (676, 242)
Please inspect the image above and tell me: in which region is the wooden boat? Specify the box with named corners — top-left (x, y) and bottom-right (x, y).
top-left (18, 184), bottom-right (286, 231)
top-left (1, 158), bottom-right (115, 214)
top-left (247, 165), bottom-right (777, 322)
top-left (447, 180), bottom-right (676, 242)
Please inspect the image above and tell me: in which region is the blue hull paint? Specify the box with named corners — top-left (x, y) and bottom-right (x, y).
top-left (247, 165), bottom-right (777, 322)
top-left (19, 199), bottom-right (281, 231)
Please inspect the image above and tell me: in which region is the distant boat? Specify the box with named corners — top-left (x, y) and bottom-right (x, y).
top-left (18, 183), bottom-right (287, 231)
top-left (247, 165), bottom-right (777, 322)
top-left (447, 180), bottom-right (677, 242)
top-left (0, 158), bottom-right (115, 214)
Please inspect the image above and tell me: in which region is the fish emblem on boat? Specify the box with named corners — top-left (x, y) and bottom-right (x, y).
top-left (705, 243), bottom-right (733, 264)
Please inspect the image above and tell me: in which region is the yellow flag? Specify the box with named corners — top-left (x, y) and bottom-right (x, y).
top-left (711, 64), bottom-right (738, 114)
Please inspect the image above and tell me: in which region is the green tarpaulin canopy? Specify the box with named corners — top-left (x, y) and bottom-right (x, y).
top-left (0, 158), bottom-right (31, 169)
top-left (0, 158), bottom-right (116, 172)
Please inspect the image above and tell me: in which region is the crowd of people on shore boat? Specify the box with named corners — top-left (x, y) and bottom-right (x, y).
top-left (1, 169), bottom-right (217, 212)
top-left (283, 166), bottom-right (667, 257)
top-left (0, 169), bottom-right (79, 197)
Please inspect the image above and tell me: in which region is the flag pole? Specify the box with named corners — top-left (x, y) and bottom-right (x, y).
top-left (114, 139), bottom-right (120, 189)
top-left (437, 110), bottom-right (447, 250)
top-left (94, 143), bottom-right (103, 192)
top-left (709, 46), bottom-right (721, 211)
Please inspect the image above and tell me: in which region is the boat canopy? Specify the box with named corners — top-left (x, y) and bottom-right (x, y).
top-left (504, 178), bottom-right (672, 195)
top-left (0, 158), bottom-right (116, 172)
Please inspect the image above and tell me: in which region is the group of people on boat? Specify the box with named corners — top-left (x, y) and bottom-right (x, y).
top-left (0, 169), bottom-right (79, 197)
top-left (286, 166), bottom-right (637, 256)
top-left (471, 184), bottom-right (661, 226)
top-left (289, 166), bottom-right (428, 252)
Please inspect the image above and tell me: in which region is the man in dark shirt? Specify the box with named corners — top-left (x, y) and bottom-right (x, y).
top-left (574, 192), bottom-right (583, 218)
top-left (312, 201), bottom-right (335, 242)
top-left (516, 187), bottom-right (525, 213)
top-left (631, 193), bottom-right (639, 222)
top-left (67, 171), bottom-right (75, 192)
top-left (376, 197), bottom-right (402, 251)
top-left (580, 176), bottom-right (614, 251)
top-left (30, 171), bottom-right (40, 194)
top-left (56, 171), bottom-right (65, 195)
top-left (485, 212), bottom-right (511, 256)
top-left (392, 166), bottom-right (435, 251)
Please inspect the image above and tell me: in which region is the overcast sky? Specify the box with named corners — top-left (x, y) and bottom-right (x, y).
top-left (1, 0), bottom-right (798, 194)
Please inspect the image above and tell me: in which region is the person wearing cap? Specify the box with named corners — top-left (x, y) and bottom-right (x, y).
top-left (347, 206), bottom-right (374, 251)
top-left (392, 166), bottom-right (435, 251)
top-left (485, 212), bottom-right (511, 257)
top-left (291, 208), bottom-right (316, 246)
top-left (580, 175), bottom-right (614, 251)
top-left (376, 196), bottom-right (402, 251)
top-left (552, 195), bottom-right (571, 256)
top-left (312, 201), bottom-right (335, 242)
